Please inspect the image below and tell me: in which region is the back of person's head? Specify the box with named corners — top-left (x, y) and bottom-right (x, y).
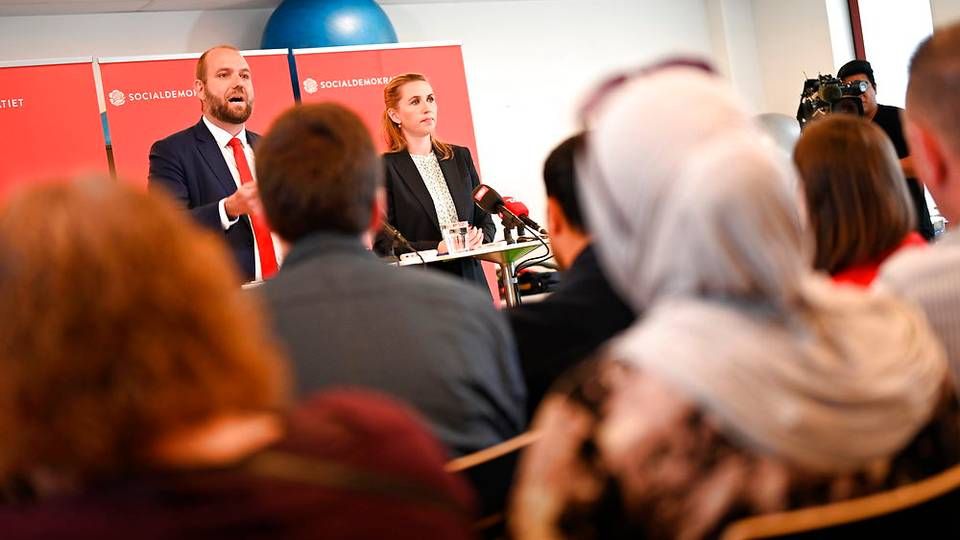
top-left (838, 59), bottom-right (877, 87)
top-left (576, 60), bottom-right (761, 310)
top-left (793, 115), bottom-right (915, 274)
top-left (543, 133), bottom-right (587, 232)
top-left (908, 23), bottom-right (960, 153)
top-left (0, 179), bottom-right (287, 482)
top-left (256, 103), bottom-right (382, 242)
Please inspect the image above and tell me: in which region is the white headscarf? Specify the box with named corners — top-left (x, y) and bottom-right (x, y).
top-left (579, 66), bottom-right (948, 472)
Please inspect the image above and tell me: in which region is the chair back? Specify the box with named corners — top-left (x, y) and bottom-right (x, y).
top-left (446, 431), bottom-right (540, 538)
top-left (721, 463), bottom-right (960, 539)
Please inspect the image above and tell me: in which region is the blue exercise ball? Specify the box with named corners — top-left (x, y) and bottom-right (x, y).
top-left (261, 0), bottom-right (398, 50)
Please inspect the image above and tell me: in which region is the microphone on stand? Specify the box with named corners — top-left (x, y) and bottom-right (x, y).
top-left (472, 184), bottom-right (523, 243)
top-left (471, 184), bottom-right (552, 306)
top-left (381, 219), bottom-right (424, 264)
top-left (472, 184), bottom-right (549, 243)
top-left (502, 197), bottom-right (547, 235)
top-left (472, 184), bottom-right (507, 215)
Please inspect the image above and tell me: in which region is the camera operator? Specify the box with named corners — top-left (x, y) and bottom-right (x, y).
top-left (838, 59), bottom-right (935, 240)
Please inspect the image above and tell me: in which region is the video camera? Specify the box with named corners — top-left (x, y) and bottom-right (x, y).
top-left (796, 74), bottom-right (868, 128)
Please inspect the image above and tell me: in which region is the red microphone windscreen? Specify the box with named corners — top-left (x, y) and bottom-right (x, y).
top-left (502, 197), bottom-right (530, 217)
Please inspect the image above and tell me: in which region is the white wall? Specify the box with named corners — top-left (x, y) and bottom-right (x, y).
top-left (931, 0), bottom-right (960, 27)
top-left (751, 0), bottom-right (840, 117)
top-left (858, 0), bottom-right (932, 108)
top-left (0, 9), bottom-right (273, 59)
top-left (383, 0), bottom-right (714, 224)
top-left (0, 0), bottom-right (715, 225)
top-left (706, 0), bottom-right (766, 111)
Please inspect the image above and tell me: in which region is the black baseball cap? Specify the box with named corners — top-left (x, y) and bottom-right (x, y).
top-left (838, 59), bottom-right (876, 87)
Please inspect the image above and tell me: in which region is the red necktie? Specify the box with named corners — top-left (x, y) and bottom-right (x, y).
top-left (227, 137), bottom-right (278, 279)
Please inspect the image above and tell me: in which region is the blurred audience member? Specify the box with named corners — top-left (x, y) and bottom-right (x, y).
top-left (881, 23), bottom-right (960, 384)
top-left (795, 115), bottom-right (924, 286)
top-left (508, 133), bottom-right (634, 413)
top-left (510, 64), bottom-right (959, 540)
top-left (254, 103), bottom-right (525, 457)
top-left (0, 180), bottom-right (474, 539)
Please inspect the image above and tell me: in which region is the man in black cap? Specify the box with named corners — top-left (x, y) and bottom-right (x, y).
top-left (838, 59), bottom-right (936, 240)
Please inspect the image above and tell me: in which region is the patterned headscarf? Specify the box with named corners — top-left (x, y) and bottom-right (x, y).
top-left (579, 65), bottom-right (947, 472)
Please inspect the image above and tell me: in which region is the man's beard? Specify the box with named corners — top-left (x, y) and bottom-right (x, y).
top-left (206, 88), bottom-right (253, 124)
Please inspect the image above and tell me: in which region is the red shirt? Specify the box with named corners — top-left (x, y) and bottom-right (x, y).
top-left (832, 232), bottom-right (928, 287)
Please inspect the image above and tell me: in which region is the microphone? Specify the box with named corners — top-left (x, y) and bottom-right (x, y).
top-left (472, 184), bottom-right (506, 215)
top-left (381, 219), bottom-right (418, 255)
top-left (503, 197), bottom-right (547, 234)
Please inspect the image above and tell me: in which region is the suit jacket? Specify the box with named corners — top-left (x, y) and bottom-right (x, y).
top-left (257, 231), bottom-right (526, 457)
top-left (508, 245), bottom-right (635, 414)
top-left (376, 145), bottom-right (496, 291)
top-left (148, 119), bottom-right (259, 281)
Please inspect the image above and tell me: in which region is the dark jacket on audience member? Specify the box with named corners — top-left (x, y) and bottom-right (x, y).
top-left (258, 232), bottom-right (526, 457)
top-left (508, 245), bottom-right (635, 413)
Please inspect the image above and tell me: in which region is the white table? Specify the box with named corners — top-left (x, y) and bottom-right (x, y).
top-left (397, 239), bottom-right (550, 307)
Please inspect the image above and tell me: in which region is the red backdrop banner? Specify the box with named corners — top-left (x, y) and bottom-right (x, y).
top-left (0, 59), bottom-right (108, 196)
top-left (99, 50), bottom-right (295, 189)
top-left (293, 42), bottom-right (479, 166)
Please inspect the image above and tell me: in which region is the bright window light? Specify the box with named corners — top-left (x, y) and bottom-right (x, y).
top-left (857, 0), bottom-right (934, 108)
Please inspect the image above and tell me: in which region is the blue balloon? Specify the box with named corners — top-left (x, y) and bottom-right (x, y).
top-left (261, 0), bottom-right (399, 50)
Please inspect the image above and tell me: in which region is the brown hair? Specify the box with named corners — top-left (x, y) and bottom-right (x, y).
top-left (382, 73), bottom-right (453, 160)
top-left (257, 103), bottom-right (382, 240)
top-left (793, 115), bottom-right (916, 274)
top-left (907, 24), bottom-right (960, 152)
top-left (195, 44), bottom-right (241, 82)
top-left (0, 179), bottom-right (287, 482)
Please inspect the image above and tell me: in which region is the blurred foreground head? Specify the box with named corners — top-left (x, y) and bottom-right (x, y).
top-left (905, 22), bottom-right (960, 221)
top-left (0, 179), bottom-right (287, 481)
top-left (576, 61), bottom-right (804, 310)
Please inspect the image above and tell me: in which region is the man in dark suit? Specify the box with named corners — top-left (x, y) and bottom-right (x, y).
top-left (254, 103), bottom-right (526, 457)
top-left (149, 45), bottom-right (278, 282)
top-left (508, 134), bottom-right (635, 414)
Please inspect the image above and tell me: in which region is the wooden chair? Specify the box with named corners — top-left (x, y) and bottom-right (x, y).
top-left (721, 463), bottom-right (960, 539)
top-left (446, 431), bottom-right (540, 538)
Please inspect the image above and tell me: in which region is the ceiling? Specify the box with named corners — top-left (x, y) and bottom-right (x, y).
top-left (0, 0), bottom-right (467, 16)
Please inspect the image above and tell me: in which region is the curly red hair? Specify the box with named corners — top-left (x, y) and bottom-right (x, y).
top-left (0, 179), bottom-right (289, 481)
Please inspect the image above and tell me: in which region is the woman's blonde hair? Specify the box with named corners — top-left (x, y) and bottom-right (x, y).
top-left (382, 73), bottom-right (453, 160)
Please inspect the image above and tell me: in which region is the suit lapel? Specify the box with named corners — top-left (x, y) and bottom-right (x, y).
top-left (438, 151), bottom-right (471, 223)
top-left (392, 152), bottom-right (441, 232)
top-left (192, 120), bottom-right (238, 195)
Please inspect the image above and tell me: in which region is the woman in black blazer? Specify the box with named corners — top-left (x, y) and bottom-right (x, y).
top-left (375, 73), bottom-right (496, 292)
